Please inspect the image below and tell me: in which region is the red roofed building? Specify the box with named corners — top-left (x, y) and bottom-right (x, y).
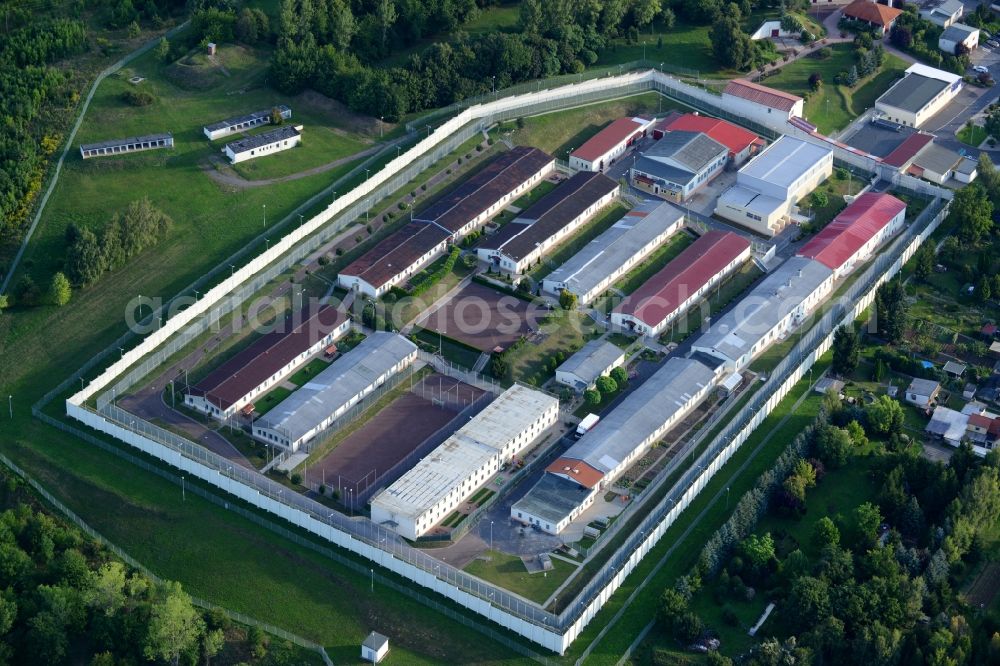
top-left (843, 0), bottom-right (903, 35)
top-left (545, 457), bottom-right (605, 489)
top-left (611, 230), bottom-right (752, 336)
top-left (654, 113), bottom-right (765, 166)
top-left (569, 116), bottom-right (654, 172)
top-left (722, 79), bottom-right (805, 120)
top-left (882, 132), bottom-right (935, 169)
top-left (797, 192), bottom-right (906, 278)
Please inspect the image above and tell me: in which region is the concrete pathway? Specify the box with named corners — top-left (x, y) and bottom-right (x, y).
top-left (203, 143), bottom-right (382, 190)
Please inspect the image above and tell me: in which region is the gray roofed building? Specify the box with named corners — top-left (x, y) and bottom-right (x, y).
top-left (555, 340), bottom-right (626, 391)
top-left (79, 133), bottom-right (173, 159)
top-left (542, 201), bottom-right (685, 304)
top-left (631, 130), bottom-right (728, 200)
top-left (692, 256), bottom-right (834, 370)
top-left (203, 105), bottom-right (291, 139)
top-left (561, 356), bottom-right (716, 476)
top-left (643, 131), bottom-right (728, 173)
top-left (940, 23), bottom-right (978, 44)
top-left (877, 74), bottom-right (951, 114)
top-left (912, 143), bottom-right (965, 182)
top-left (511, 474), bottom-right (593, 527)
top-left (252, 332), bottom-right (417, 450)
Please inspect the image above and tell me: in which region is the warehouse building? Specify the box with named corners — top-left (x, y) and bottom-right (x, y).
top-left (476, 172), bottom-right (619, 274)
top-left (185, 305), bottom-right (350, 420)
top-left (512, 356), bottom-right (716, 534)
top-left (252, 333), bottom-right (417, 451)
top-left (203, 105), bottom-right (291, 140)
top-left (874, 64), bottom-right (962, 128)
top-left (721, 79), bottom-right (804, 125)
top-left (568, 117), bottom-right (654, 172)
top-left (413, 146), bottom-right (554, 238)
top-left (653, 113), bottom-right (764, 167)
top-left (370, 384), bottom-right (559, 540)
top-left (797, 192), bottom-right (907, 278)
top-left (224, 125), bottom-right (302, 164)
top-left (692, 256), bottom-right (834, 372)
top-left (337, 222), bottom-right (450, 298)
top-left (611, 231), bottom-right (752, 337)
top-left (542, 201), bottom-right (685, 305)
top-left (630, 130), bottom-right (729, 201)
top-left (79, 133), bottom-right (173, 159)
top-left (555, 340), bottom-right (626, 392)
top-left (715, 136), bottom-right (833, 236)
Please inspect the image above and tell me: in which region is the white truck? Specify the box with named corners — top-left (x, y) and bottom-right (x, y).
top-left (575, 413), bottom-right (600, 438)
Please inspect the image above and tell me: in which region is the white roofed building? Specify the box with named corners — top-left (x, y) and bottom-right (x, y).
top-left (874, 64), bottom-right (963, 128)
top-left (512, 356), bottom-right (716, 534)
top-left (715, 136), bottom-right (833, 236)
top-left (542, 201), bottom-right (685, 305)
top-left (370, 384), bottom-right (559, 540)
top-left (692, 257), bottom-right (834, 372)
top-left (555, 340), bottom-right (626, 392)
top-left (251, 333), bottom-right (417, 451)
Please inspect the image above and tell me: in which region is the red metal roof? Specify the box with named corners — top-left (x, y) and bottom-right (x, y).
top-left (613, 230), bottom-right (751, 327)
top-left (797, 192), bottom-right (906, 271)
top-left (546, 458), bottom-right (605, 489)
top-left (661, 114), bottom-right (762, 156)
top-left (882, 132), bottom-right (934, 168)
top-left (571, 117), bottom-right (652, 163)
top-left (723, 79), bottom-right (803, 112)
top-left (843, 0), bottom-right (903, 26)
top-left (969, 413), bottom-right (993, 429)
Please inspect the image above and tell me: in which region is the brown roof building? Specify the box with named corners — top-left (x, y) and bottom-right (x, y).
top-left (337, 222), bottom-right (450, 298)
top-left (185, 305), bottom-right (350, 417)
top-left (723, 79), bottom-right (804, 113)
top-left (843, 0), bottom-right (903, 33)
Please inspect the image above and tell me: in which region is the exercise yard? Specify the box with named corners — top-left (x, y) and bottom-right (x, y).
top-left (303, 373), bottom-right (489, 506)
top-left (462, 549), bottom-right (579, 605)
top-left (417, 281), bottom-right (539, 353)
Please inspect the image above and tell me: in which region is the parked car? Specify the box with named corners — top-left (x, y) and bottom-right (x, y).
top-left (988, 40), bottom-right (1000, 48)
top-left (975, 65), bottom-right (991, 74)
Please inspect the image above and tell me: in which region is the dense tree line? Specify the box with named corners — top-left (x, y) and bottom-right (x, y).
top-left (259, 0), bottom-right (688, 121)
top-left (64, 197), bottom-right (172, 288)
top-left (0, 470), bottom-right (300, 665)
top-left (657, 389), bottom-right (1000, 664)
top-left (0, 18), bottom-right (88, 260)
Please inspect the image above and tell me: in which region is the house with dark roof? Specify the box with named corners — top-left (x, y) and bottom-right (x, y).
top-left (203, 105), bottom-right (291, 140)
top-left (610, 230), bottom-right (752, 337)
top-left (224, 125), bottom-right (302, 164)
top-left (940, 23), bottom-right (979, 54)
top-left (629, 130), bottom-right (729, 202)
top-left (185, 305), bottom-right (350, 420)
top-left (568, 117), bottom-right (654, 172)
top-left (337, 222), bottom-right (450, 298)
top-left (843, 0), bottom-right (903, 35)
top-left (875, 63), bottom-right (963, 128)
top-left (413, 146), bottom-right (555, 238)
top-left (797, 192), bottom-right (906, 278)
top-left (475, 171), bottom-right (619, 274)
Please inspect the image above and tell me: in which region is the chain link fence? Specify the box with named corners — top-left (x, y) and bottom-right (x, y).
top-left (0, 450), bottom-right (334, 666)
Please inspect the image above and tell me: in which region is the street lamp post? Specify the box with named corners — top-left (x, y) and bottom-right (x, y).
top-left (181, 475), bottom-right (186, 501)
top-left (370, 568), bottom-right (374, 592)
top-left (490, 520), bottom-right (494, 551)
top-left (7, 395), bottom-right (11, 420)
top-left (262, 204), bottom-right (266, 228)
top-left (265, 238), bottom-right (270, 252)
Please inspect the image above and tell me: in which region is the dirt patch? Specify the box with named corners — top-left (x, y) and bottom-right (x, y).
top-left (310, 374), bottom-right (487, 502)
top-left (419, 282), bottom-right (537, 353)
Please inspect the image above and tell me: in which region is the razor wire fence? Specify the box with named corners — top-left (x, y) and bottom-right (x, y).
top-left (0, 450), bottom-right (334, 666)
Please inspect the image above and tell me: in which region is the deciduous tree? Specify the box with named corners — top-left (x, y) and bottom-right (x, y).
top-left (832, 324), bottom-right (860, 376)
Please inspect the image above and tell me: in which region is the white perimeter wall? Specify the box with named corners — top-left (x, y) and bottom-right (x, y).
top-left (65, 66), bottom-right (951, 655)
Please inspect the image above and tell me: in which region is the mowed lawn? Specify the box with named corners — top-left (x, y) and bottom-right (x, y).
top-left (497, 92), bottom-right (687, 160)
top-left (463, 550), bottom-right (579, 604)
top-left (765, 44), bottom-right (907, 134)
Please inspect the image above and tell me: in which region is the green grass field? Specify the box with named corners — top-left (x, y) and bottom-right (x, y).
top-left (252, 386), bottom-right (293, 416)
top-left (230, 126), bottom-right (370, 181)
top-left (287, 358), bottom-right (331, 386)
top-left (612, 231), bottom-right (696, 297)
top-left (959, 123), bottom-right (989, 147)
top-left (462, 550), bottom-right (579, 604)
top-left (497, 92), bottom-right (686, 160)
top-left (507, 310), bottom-right (598, 387)
top-left (764, 45), bottom-right (907, 134)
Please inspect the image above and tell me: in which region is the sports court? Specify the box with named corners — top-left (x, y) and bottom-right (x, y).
top-left (310, 373), bottom-right (491, 508)
top-left (418, 281), bottom-right (537, 353)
